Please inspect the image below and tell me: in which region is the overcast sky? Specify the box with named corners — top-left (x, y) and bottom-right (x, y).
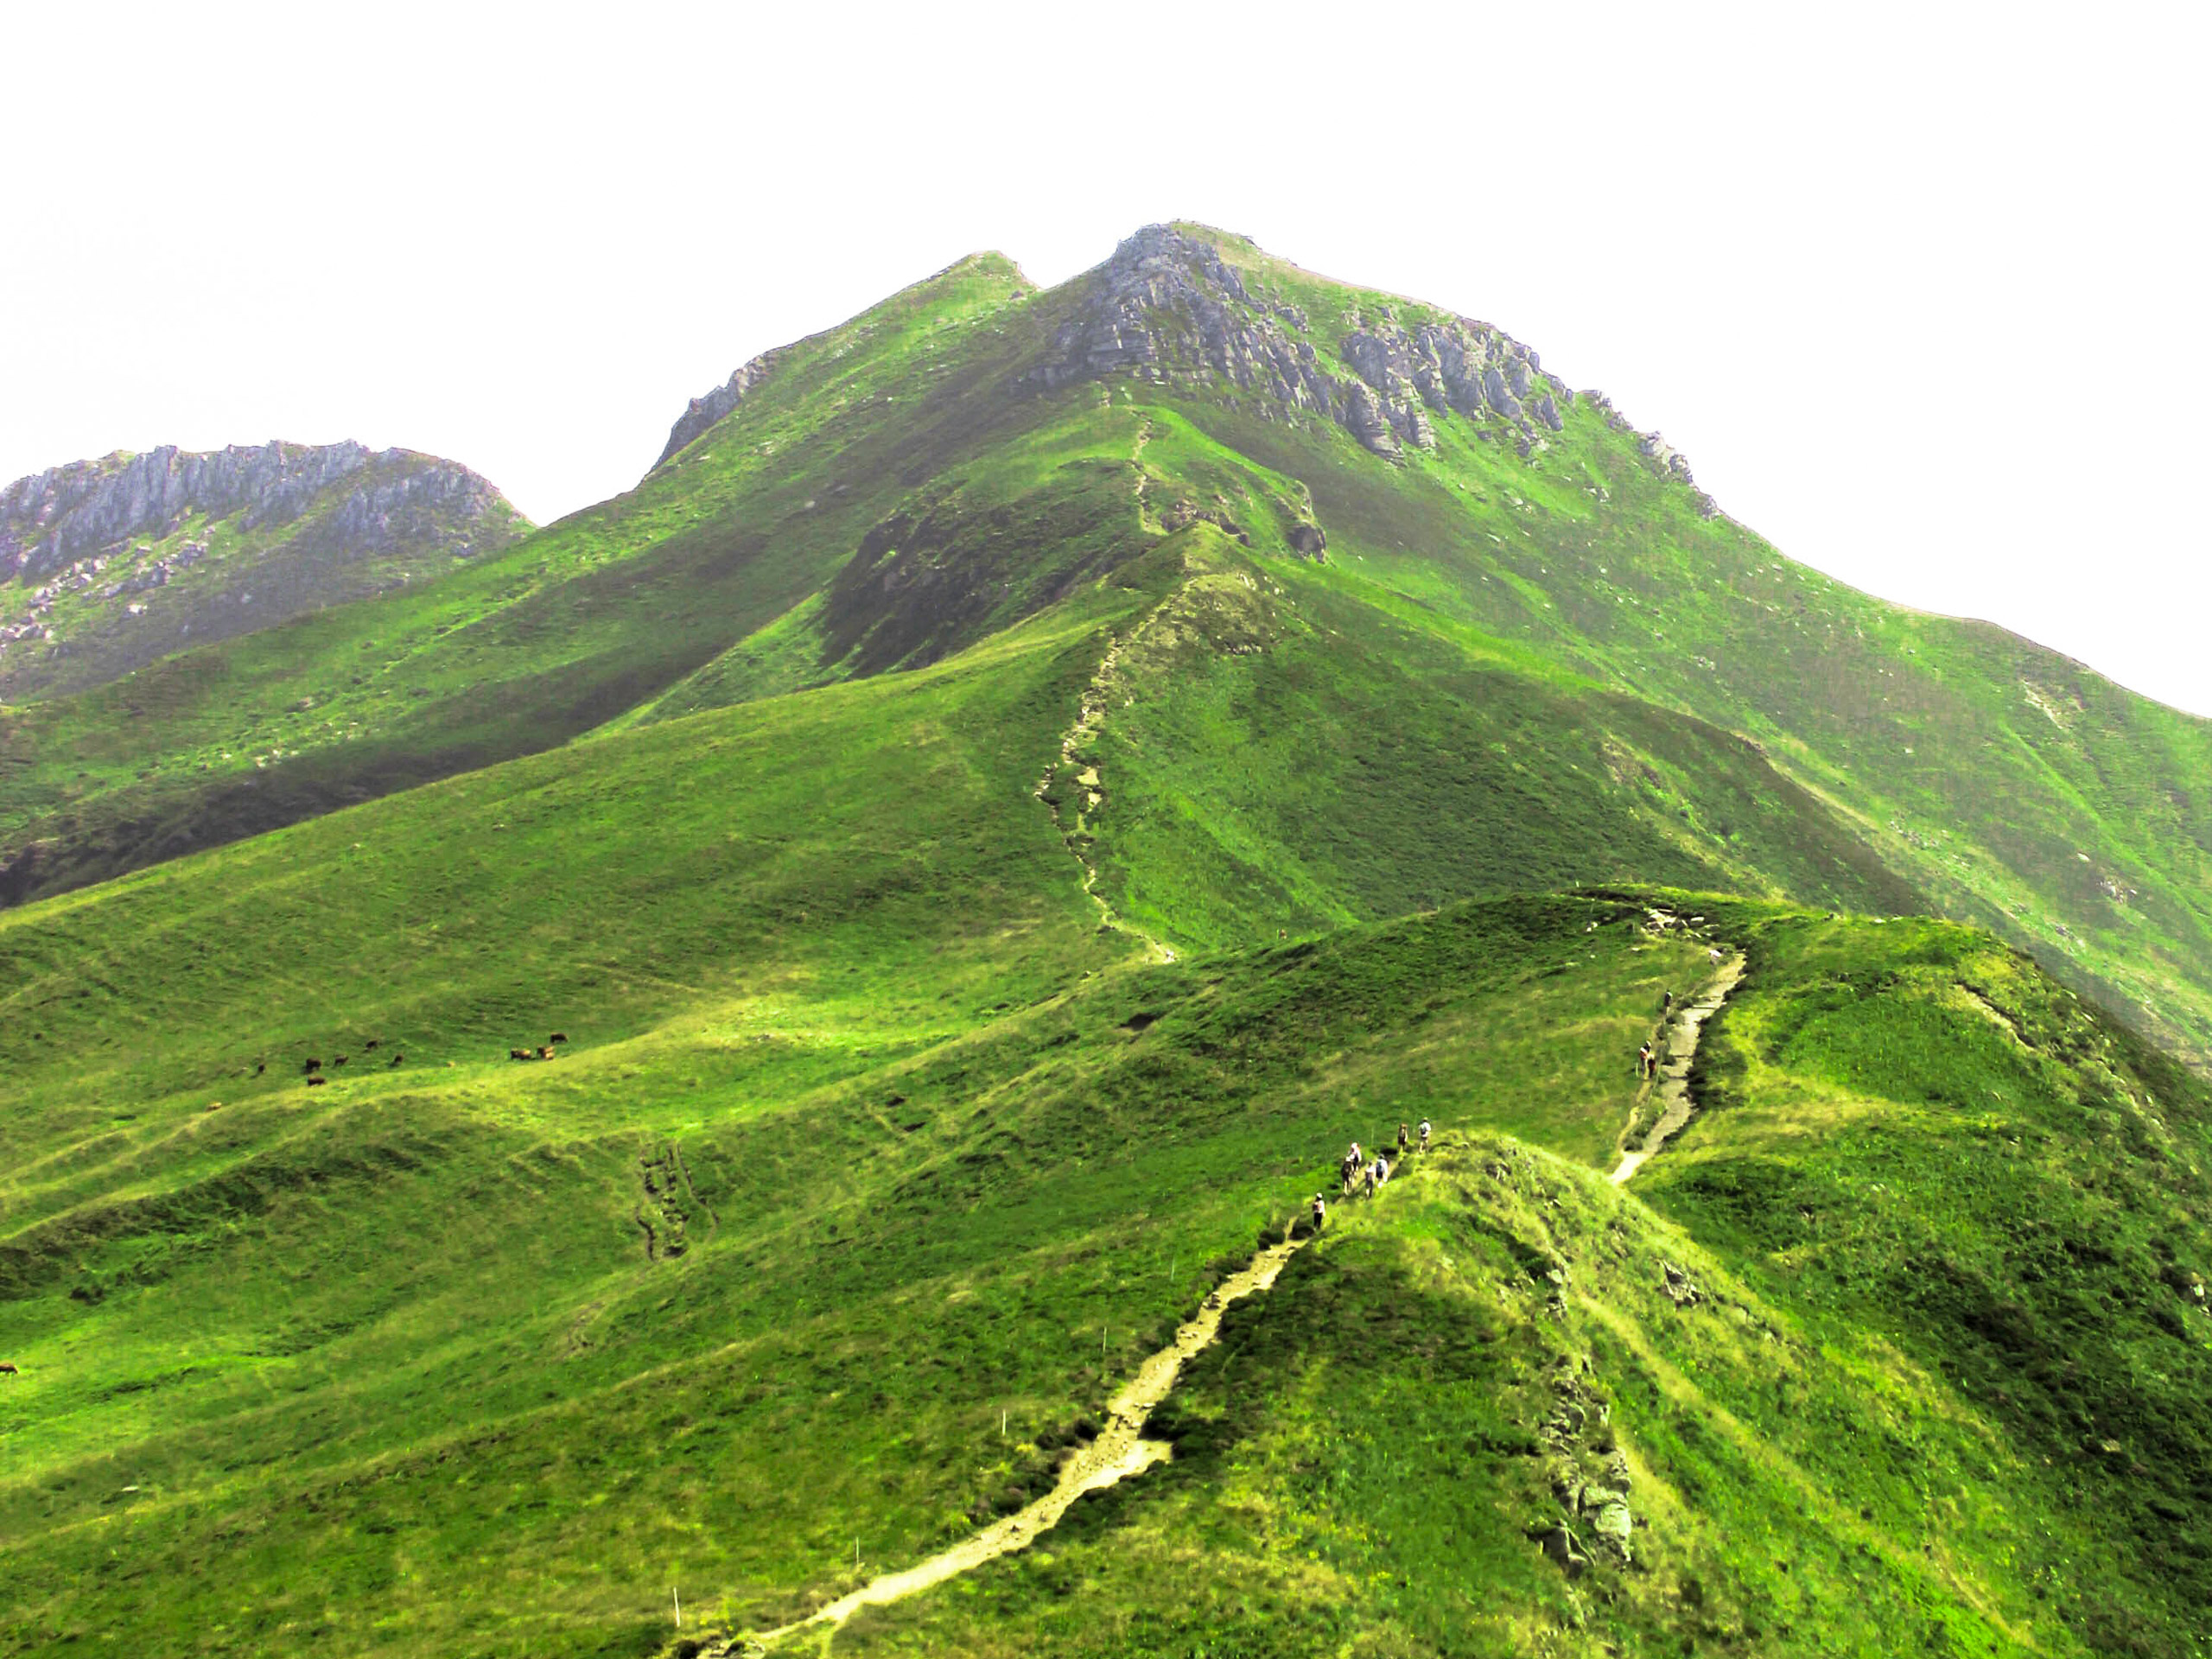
top-left (6, 3), bottom-right (2206, 713)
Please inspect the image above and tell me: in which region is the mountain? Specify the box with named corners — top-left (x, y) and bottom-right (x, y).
top-left (3, 226), bottom-right (2203, 1062)
top-left (0, 442), bottom-right (530, 701)
top-left (2, 224), bottom-right (2209, 1658)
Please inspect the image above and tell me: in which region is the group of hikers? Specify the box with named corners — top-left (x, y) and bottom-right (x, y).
top-left (1639, 988), bottom-right (1680, 1079)
top-left (1309, 1118), bottom-right (1431, 1230)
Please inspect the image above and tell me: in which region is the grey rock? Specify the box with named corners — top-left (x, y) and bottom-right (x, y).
top-left (1537, 1523), bottom-right (1589, 1578)
top-left (1020, 225), bottom-right (1558, 469)
top-left (652, 347), bottom-right (791, 472)
top-left (1287, 522), bottom-right (1326, 559)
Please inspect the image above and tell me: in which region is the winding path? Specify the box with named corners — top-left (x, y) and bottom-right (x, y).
top-left (715, 1237), bottom-right (1311, 1655)
top-left (1033, 624), bottom-right (1175, 963)
top-left (1610, 950), bottom-right (1745, 1185)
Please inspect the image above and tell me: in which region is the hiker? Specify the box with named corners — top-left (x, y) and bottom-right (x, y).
top-left (1709, 946), bottom-right (1724, 963)
top-left (1638, 1041), bottom-right (1656, 1080)
top-left (1419, 1119), bottom-right (1432, 1153)
top-left (1363, 1159), bottom-right (1380, 1198)
top-left (1376, 1155), bottom-right (1391, 1187)
top-left (1397, 1122), bottom-right (1410, 1155)
top-left (1311, 1193), bottom-right (1327, 1231)
top-left (1662, 989), bottom-right (1674, 1013)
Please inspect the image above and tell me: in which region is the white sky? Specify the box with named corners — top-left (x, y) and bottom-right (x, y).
top-left (6, 3), bottom-right (2207, 714)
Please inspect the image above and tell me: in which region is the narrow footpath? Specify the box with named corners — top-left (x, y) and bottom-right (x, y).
top-left (1033, 625), bottom-right (1175, 963)
top-left (1611, 951), bottom-right (1745, 1185)
top-left (715, 1237), bottom-right (1312, 1655)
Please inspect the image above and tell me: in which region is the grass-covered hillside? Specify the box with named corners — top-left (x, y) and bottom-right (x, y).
top-left (3, 219), bottom-right (2209, 1656)
top-left (3, 551), bottom-right (2208, 1654)
top-left (0, 226), bottom-right (2203, 1061)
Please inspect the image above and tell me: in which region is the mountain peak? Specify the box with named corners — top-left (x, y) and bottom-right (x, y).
top-left (0, 440), bottom-right (527, 698)
top-left (1024, 222), bottom-right (1578, 465)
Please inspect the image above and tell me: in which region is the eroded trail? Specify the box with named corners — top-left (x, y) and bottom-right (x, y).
top-left (1033, 623), bottom-right (1175, 963)
top-left (1611, 950), bottom-right (1745, 1185)
top-left (720, 1238), bottom-right (1309, 1655)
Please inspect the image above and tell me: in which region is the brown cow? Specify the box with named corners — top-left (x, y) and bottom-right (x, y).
top-left (307, 1076), bottom-right (327, 1088)
top-left (510, 1048), bottom-right (532, 1061)
top-left (390, 1053), bottom-right (404, 1067)
top-left (303, 1058), bottom-right (322, 1074)
top-left (333, 1055), bottom-right (348, 1066)
top-left (537, 1046), bottom-right (556, 1061)
top-left (255, 1061), bottom-right (266, 1076)
top-left (0, 1362), bottom-right (19, 1376)
top-left (365, 1039), bottom-right (380, 1050)
top-left (549, 1033), bottom-right (569, 1045)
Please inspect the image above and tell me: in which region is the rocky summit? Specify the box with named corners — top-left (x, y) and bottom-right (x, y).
top-left (1, 221), bottom-right (2209, 1659)
top-left (1027, 226), bottom-right (1574, 463)
top-left (0, 441), bottom-right (527, 700)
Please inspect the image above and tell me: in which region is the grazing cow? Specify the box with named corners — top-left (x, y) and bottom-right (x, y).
top-left (390, 1053), bottom-right (404, 1067)
top-left (549, 1033), bottom-right (569, 1045)
top-left (255, 1061), bottom-right (266, 1076)
top-left (0, 1362), bottom-right (18, 1376)
top-left (303, 1058), bottom-right (322, 1074)
top-left (365, 1039), bottom-right (380, 1050)
top-left (333, 1055), bottom-right (348, 1066)
top-left (537, 1046), bottom-right (556, 1061)
top-left (307, 1076), bottom-right (327, 1088)
top-left (509, 1048), bottom-right (532, 1061)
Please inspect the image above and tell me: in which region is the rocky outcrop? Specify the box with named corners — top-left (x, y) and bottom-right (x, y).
top-left (1583, 391), bottom-right (1722, 518)
top-left (0, 442), bottom-right (511, 586)
top-left (0, 442), bottom-right (524, 696)
top-left (652, 347), bottom-right (791, 471)
top-left (1020, 226), bottom-right (1577, 463)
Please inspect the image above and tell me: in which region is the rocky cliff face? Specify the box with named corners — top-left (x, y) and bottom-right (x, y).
top-left (1020, 226), bottom-right (1714, 512)
top-left (0, 442), bottom-right (526, 699)
top-left (1020, 225), bottom-right (1577, 461)
top-left (652, 349), bottom-right (791, 472)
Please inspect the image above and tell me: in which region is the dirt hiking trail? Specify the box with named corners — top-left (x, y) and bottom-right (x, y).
top-left (716, 1236), bottom-right (1311, 1655)
top-left (1033, 623), bottom-right (1175, 963)
top-left (1611, 950), bottom-right (1745, 1185)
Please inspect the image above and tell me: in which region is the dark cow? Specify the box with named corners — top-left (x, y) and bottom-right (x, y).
top-left (333, 1055), bottom-right (348, 1066)
top-left (303, 1058), bottom-right (322, 1074)
top-left (255, 1061), bottom-right (266, 1076)
top-left (390, 1053), bottom-right (404, 1067)
top-left (549, 1033), bottom-right (569, 1045)
top-left (365, 1039), bottom-right (380, 1050)
top-left (307, 1076), bottom-right (328, 1088)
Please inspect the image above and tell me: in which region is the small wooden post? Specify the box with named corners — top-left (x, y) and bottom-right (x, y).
top-left (671, 1585), bottom-right (681, 1628)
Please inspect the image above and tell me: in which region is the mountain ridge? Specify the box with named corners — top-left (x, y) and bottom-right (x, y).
top-left (0, 440), bottom-right (528, 701)
top-left (0, 223), bottom-right (2204, 1068)
top-left (1, 220), bottom-right (2210, 1658)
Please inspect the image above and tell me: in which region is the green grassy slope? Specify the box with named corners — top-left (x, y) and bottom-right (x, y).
top-left (2, 223), bottom-right (2203, 1070)
top-left (0, 253), bottom-right (1065, 900)
top-left (1097, 225), bottom-right (2212, 1061)
top-left (3, 531), bottom-right (2207, 1655)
